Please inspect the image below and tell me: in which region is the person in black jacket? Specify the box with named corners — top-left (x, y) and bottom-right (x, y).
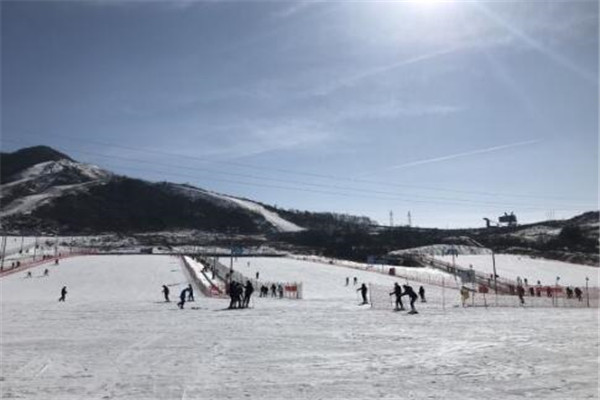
top-left (243, 281), bottom-right (254, 308)
top-left (58, 286), bottom-right (67, 302)
top-left (401, 284), bottom-right (418, 312)
top-left (418, 286), bottom-right (426, 303)
top-left (162, 285), bottom-right (170, 302)
top-left (389, 283), bottom-right (404, 310)
top-left (178, 288), bottom-right (188, 309)
top-left (357, 283), bottom-right (368, 305)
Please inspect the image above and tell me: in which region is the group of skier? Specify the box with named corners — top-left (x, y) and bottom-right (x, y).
top-left (355, 280), bottom-right (425, 314)
top-left (389, 282), bottom-right (425, 313)
top-left (258, 283), bottom-right (284, 298)
top-left (228, 280), bottom-right (254, 309)
top-left (161, 284), bottom-right (195, 309)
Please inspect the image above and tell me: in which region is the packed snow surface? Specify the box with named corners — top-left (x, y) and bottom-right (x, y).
top-left (1, 255), bottom-right (598, 399)
top-left (435, 254), bottom-right (600, 287)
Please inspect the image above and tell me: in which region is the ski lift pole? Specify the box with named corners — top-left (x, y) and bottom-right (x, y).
top-left (585, 277), bottom-right (589, 308)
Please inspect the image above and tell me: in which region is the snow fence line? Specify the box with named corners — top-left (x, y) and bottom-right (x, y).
top-left (288, 254), bottom-right (460, 291)
top-left (181, 256), bottom-right (225, 297)
top-left (369, 282), bottom-right (599, 310)
top-left (0, 251), bottom-right (97, 278)
top-left (199, 256), bottom-right (303, 300)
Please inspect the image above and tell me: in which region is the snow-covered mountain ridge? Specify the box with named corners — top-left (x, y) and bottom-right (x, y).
top-left (0, 146), bottom-right (305, 233)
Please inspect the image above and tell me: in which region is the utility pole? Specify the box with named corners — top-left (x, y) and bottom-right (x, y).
top-left (33, 236), bottom-right (38, 261)
top-left (0, 234), bottom-right (7, 271)
top-left (492, 250), bottom-right (498, 306)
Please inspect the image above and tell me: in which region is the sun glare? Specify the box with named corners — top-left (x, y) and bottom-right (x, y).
top-left (410, 0), bottom-right (452, 8)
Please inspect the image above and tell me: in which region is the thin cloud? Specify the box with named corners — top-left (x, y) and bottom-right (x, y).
top-left (390, 139), bottom-right (542, 170)
top-left (473, 2), bottom-right (598, 84)
top-left (308, 45), bottom-right (468, 97)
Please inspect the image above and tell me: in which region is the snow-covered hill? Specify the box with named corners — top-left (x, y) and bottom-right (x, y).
top-left (0, 147), bottom-right (305, 233)
top-left (165, 184), bottom-right (304, 233)
top-left (1, 159), bottom-right (112, 217)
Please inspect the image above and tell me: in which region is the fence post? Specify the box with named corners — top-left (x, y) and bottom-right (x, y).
top-left (442, 277), bottom-right (445, 311)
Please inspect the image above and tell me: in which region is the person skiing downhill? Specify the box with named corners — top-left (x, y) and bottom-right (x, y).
top-left (58, 286), bottom-right (67, 302)
top-left (357, 283), bottom-right (368, 305)
top-left (418, 286), bottom-right (426, 303)
top-left (389, 283), bottom-right (404, 310)
top-left (162, 285), bottom-right (170, 302)
top-left (401, 284), bottom-right (418, 313)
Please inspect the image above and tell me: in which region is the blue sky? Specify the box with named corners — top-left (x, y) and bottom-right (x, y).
top-left (2, 0), bottom-right (598, 228)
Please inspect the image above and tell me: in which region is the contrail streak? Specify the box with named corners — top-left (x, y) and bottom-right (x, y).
top-left (390, 139), bottom-right (541, 170)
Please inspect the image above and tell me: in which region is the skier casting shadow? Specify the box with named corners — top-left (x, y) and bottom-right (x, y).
top-left (357, 283), bottom-right (368, 305)
top-left (58, 286), bottom-right (67, 302)
top-left (178, 287), bottom-right (188, 309)
top-left (401, 284), bottom-right (418, 314)
top-left (389, 282), bottom-right (404, 311)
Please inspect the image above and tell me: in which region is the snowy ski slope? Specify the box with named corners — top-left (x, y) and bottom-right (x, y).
top-left (435, 254), bottom-right (599, 287)
top-left (1, 255), bottom-right (598, 399)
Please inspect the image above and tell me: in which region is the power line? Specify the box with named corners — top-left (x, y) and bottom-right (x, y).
top-left (11, 131), bottom-right (593, 204)
top-left (3, 137), bottom-right (595, 212)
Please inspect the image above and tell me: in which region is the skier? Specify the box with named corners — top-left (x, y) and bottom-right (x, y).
top-left (517, 285), bottom-right (525, 305)
top-left (345, 277), bottom-right (349, 286)
top-left (401, 284), bottom-right (418, 313)
top-left (162, 285), bottom-right (170, 302)
top-left (58, 286), bottom-right (67, 302)
top-left (187, 284), bottom-right (194, 302)
top-left (357, 283), bottom-right (368, 305)
top-left (229, 282), bottom-right (241, 309)
top-left (243, 281), bottom-right (254, 308)
top-left (26, 271), bottom-right (32, 278)
top-left (418, 286), bottom-right (426, 303)
top-left (178, 287), bottom-right (188, 309)
top-left (353, 277), bottom-right (358, 285)
top-left (44, 269), bottom-right (49, 277)
top-left (574, 287), bottom-right (583, 302)
top-left (277, 284), bottom-right (284, 299)
top-left (54, 259), bottom-right (59, 265)
top-left (389, 282), bottom-right (404, 311)
top-left (565, 287), bottom-right (573, 299)
top-left (270, 283), bottom-right (277, 297)
top-left (256, 271), bottom-right (260, 280)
